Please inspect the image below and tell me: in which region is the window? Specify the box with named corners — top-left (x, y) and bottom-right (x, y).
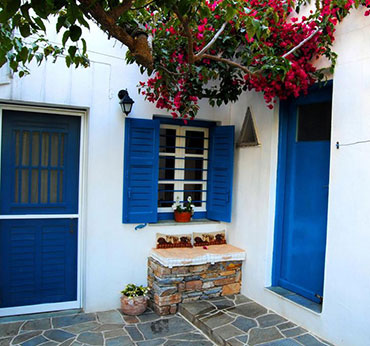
top-left (297, 102), bottom-right (332, 142)
top-left (158, 125), bottom-right (208, 213)
top-left (122, 118), bottom-right (234, 223)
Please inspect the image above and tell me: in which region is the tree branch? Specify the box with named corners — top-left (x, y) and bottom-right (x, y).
top-left (195, 22), bottom-right (227, 58)
top-left (174, 10), bottom-right (195, 64)
top-left (130, 0), bottom-right (156, 10)
top-left (158, 65), bottom-right (183, 76)
top-left (108, 1), bottom-right (133, 21)
top-left (282, 27), bottom-right (319, 58)
top-left (200, 53), bottom-right (255, 75)
top-left (77, 0), bottom-right (153, 69)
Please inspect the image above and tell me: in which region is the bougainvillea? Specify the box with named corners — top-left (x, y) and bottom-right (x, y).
top-left (1, 0), bottom-right (370, 119)
top-left (136, 0), bottom-right (370, 119)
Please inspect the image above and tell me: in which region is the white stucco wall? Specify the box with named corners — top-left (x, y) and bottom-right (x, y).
top-left (227, 9), bottom-right (370, 346)
top-left (1, 8), bottom-right (370, 345)
top-left (0, 22), bottom-right (230, 314)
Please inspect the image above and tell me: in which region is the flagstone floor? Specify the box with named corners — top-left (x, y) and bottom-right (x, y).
top-left (180, 295), bottom-right (333, 346)
top-left (0, 295), bottom-right (334, 346)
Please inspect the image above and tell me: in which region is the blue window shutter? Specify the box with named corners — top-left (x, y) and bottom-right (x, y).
top-left (207, 126), bottom-right (235, 222)
top-left (123, 118), bottom-right (159, 223)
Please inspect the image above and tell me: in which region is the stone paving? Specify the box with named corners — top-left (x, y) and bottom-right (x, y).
top-left (0, 295), bottom-right (335, 346)
top-left (0, 308), bottom-right (215, 346)
top-left (180, 295), bottom-right (334, 346)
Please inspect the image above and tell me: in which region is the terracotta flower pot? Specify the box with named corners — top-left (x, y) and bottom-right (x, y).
top-left (120, 295), bottom-right (148, 316)
top-left (174, 211), bottom-right (192, 222)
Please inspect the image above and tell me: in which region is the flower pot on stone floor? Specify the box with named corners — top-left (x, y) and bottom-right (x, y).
top-left (120, 295), bottom-right (148, 316)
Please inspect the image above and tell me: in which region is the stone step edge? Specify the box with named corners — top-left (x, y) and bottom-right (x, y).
top-left (179, 304), bottom-right (227, 346)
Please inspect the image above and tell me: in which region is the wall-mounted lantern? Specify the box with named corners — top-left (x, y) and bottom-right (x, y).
top-left (118, 89), bottom-right (135, 116)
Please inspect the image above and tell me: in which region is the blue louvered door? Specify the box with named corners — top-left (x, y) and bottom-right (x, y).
top-left (0, 110), bottom-right (80, 308)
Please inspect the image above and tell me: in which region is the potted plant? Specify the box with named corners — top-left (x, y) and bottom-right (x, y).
top-left (120, 284), bottom-right (150, 316)
top-left (172, 196), bottom-right (195, 222)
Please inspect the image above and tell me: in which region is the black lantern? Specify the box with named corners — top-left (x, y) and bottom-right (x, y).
top-left (118, 89), bottom-right (135, 116)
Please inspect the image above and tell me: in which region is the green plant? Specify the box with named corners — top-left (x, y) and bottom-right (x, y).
top-left (2, 1), bottom-right (370, 118)
top-left (121, 284), bottom-right (149, 298)
top-left (172, 196), bottom-right (195, 213)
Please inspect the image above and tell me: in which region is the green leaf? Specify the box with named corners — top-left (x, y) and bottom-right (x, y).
top-left (62, 30), bottom-right (70, 46)
top-left (69, 25), bottom-right (82, 42)
top-left (65, 55), bottom-right (71, 67)
top-left (34, 17), bottom-right (46, 31)
top-left (81, 38), bottom-right (87, 54)
top-left (225, 7), bottom-right (237, 22)
top-left (56, 15), bottom-right (67, 33)
top-left (20, 4), bottom-right (32, 24)
top-left (245, 18), bottom-right (256, 39)
top-left (30, 0), bottom-right (49, 19)
top-left (19, 23), bottom-right (31, 38)
top-left (0, 0), bottom-right (21, 22)
top-left (68, 45), bottom-right (77, 59)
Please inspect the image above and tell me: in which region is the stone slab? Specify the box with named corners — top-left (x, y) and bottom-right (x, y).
top-left (282, 327), bottom-right (307, 338)
top-left (105, 335), bottom-right (134, 346)
top-left (0, 322), bottom-right (23, 337)
top-left (295, 334), bottom-right (328, 346)
top-left (257, 313), bottom-right (287, 328)
top-left (96, 310), bottom-right (123, 324)
top-left (53, 313), bottom-right (96, 328)
top-left (44, 329), bottom-right (75, 342)
top-left (200, 311), bottom-right (234, 329)
top-left (0, 337), bottom-right (12, 346)
top-left (248, 327), bottom-right (284, 345)
top-left (125, 325), bottom-right (144, 341)
top-left (227, 302), bottom-right (267, 318)
top-left (77, 331), bottom-right (104, 345)
top-left (93, 323), bottom-right (125, 332)
top-left (62, 321), bottom-right (100, 334)
top-left (163, 341), bottom-right (214, 346)
top-left (22, 318), bottom-right (51, 331)
top-left (213, 324), bottom-right (244, 339)
top-left (137, 317), bottom-right (194, 339)
top-left (232, 316), bottom-right (257, 332)
top-left (13, 331), bottom-right (42, 344)
top-left (21, 335), bottom-right (48, 346)
top-left (104, 329), bottom-right (128, 339)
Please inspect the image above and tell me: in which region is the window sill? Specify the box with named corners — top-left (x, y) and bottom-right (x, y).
top-left (266, 286), bottom-right (322, 314)
top-left (149, 219), bottom-right (220, 227)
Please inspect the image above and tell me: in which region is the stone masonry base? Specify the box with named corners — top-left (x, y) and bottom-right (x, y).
top-left (147, 257), bottom-right (242, 316)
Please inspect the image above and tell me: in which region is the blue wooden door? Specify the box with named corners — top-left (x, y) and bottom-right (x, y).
top-left (0, 110), bottom-right (80, 308)
top-left (275, 86), bottom-right (332, 303)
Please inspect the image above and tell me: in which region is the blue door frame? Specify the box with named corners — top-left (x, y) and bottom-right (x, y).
top-left (273, 82), bottom-right (332, 303)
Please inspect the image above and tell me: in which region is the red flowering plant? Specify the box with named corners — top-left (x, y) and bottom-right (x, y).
top-left (1, 0), bottom-right (370, 119)
top-left (131, 0), bottom-right (370, 119)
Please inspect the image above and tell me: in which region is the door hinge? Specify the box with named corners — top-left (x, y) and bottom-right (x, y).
top-left (315, 293), bottom-right (323, 303)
